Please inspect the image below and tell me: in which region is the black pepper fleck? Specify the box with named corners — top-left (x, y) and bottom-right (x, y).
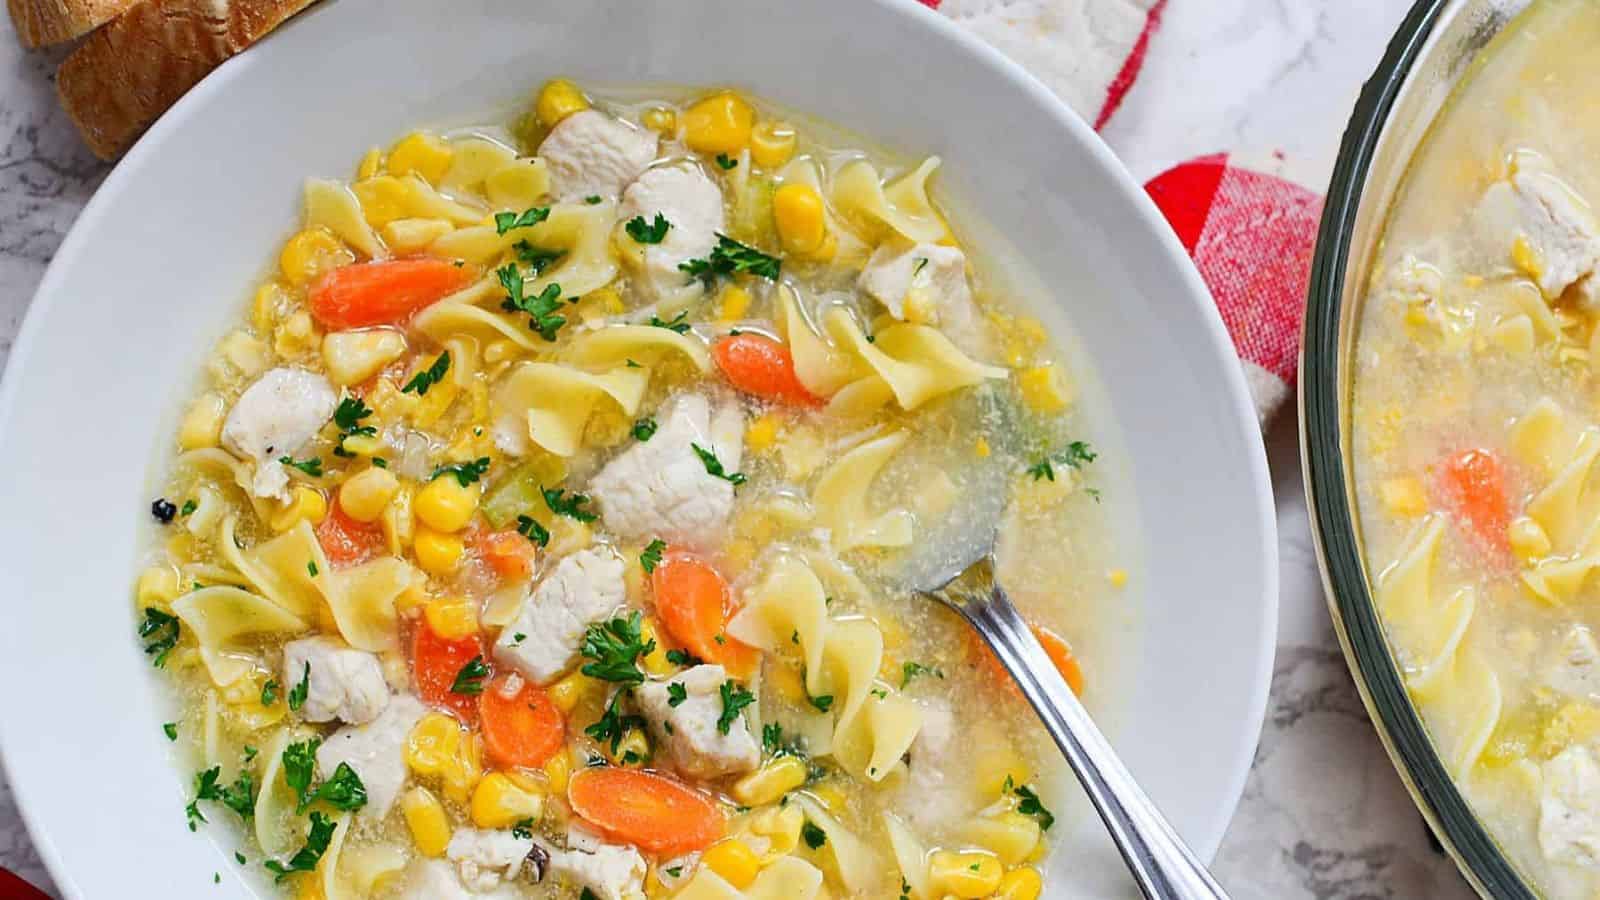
top-left (151, 498), bottom-right (177, 523)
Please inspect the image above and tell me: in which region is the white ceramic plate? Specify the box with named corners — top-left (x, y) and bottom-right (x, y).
top-left (0, 1), bottom-right (1276, 896)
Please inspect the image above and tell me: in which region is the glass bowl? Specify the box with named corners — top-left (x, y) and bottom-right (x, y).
top-left (1301, 0), bottom-right (1541, 897)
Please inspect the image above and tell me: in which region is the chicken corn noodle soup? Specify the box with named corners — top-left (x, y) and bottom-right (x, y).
top-left (135, 80), bottom-right (1133, 898)
top-left (1352, 2), bottom-right (1600, 896)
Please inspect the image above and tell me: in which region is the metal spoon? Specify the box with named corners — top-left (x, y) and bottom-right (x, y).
top-left (915, 552), bottom-right (1230, 900)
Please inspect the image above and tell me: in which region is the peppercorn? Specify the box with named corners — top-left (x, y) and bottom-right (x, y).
top-left (151, 498), bottom-right (177, 524)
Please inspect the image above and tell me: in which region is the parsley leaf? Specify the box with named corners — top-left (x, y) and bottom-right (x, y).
top-left (188, 767), bottom-right (251, 828)
top-left (585, 692), bottom-right (646, 753)
top-left (632, 417), bottom-right (659, 442)
top-left (264, 811), bottom-right (337, 882)
top-left (281, 738), bottom-right (320, 812)
top-left (332, 396), bottom-right (377, 453)
top-left (912, 257), bottom-right (929, 277)
top-left (288, 662), bottom-right (310, 712)
top-left (163, 722), bottom-right (178, 741)
top-left (762, 722), bottom-right (783, 755)
top-left (1013, 783), bottom-right (1056, 830)
top-left (1026, 441), bottom-right (1097, 482)
top-left (648, 310), bottom-right (692, 334)
top-left (800, 821), bottom-right (827, 850)
top-left (512, 818), bottom-right (536, 840)
top-left (665, 648), bottom-right (701, 667)
top-left (185, 767), bottom-right (221, 830)
top-left (401, 352), bottom-right (451, 396)
top-left (138, 607), bottom-right (180, 668)
top-left (639, 539), bottom-right (667, 573)
top-left (543, 487), bottom-right (597, 522)
top-left (679, 234), bottom-right (781, 287)
top-left (625, 212), bottom-right (671, 244)
top-left (498, 264), bottom-right (566, 340)
top-left (516, 514), bottom-right (551, 547)
top-left (494, 205), bottom-right (550, 235)
top-left (666, 682), bottom-right (688, 707)
top-left (306, 560), bottom-right (318, 578)
top-left (306, 762), bottom-right (367, 812)
top-left (432, 457), bottom-right (491, 487)
top-left (691, 443), bottom-right (746, 486)
top-left (585, 195), bottom-right (603, 205)
top-left (179, 499), bottom-right (198, 517)
top-left (901, 661), bottom-right (944, 688)
top-left (513, 240), bottom-right (565, 275)
top-left (580, 612), bottom-right (654, 685)
top-left (715, 153), bottom-right (738, 170)
top-left (808, 694), bottom-right (834, 712)
top-left (717, 681), bottom-right (755, 735)
top-left (450, 655), bottom-right (490, 695)
top-left (278, 455), bottom-right (323, 478)
top-left (259, 678), bottom-right (279, 707)
top-left (218, 771), bottom-right (256, 820)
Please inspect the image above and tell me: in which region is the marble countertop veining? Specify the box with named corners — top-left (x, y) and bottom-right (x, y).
top-left (0, 2), bottom-right (1479, 897)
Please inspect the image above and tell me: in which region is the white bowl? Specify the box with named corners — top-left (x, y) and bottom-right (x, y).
top-left (0, 1), bottom-right (1277, 896)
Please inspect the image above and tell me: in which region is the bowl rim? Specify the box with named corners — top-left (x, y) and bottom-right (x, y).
top-left (1300, 0), bottom-right (1534, 896)
top-left (0, 0), bottom-right (1278, 894)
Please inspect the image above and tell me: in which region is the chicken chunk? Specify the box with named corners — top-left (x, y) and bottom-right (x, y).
top-left (858, 241), bottom-right (986, 353)
top-left (281, 636), bottom-right (390, 725)
top-left (588, 394), bottom-right (744, 549)
top-left (221, 367), bottom-right (337, 500)
top-left (396, 859), bottom-right (512, 900)
top-left (315, 693), bottom-right (426, 819)
top-left (539, 831), bottom-right (648, 900)
top-left (1546, 625), bottom-right (1600, 701)
top-left (636, 664), bottom-right (760, 778)
top-left (1476, 163), bottom-right (1600, 301)
top-left (896, 696), bottom-right (975, 830)
top-left (447, 828), bottom-right (536, 893)
top-left (492, 548), bottom-right (626, 683)
top-left (618, 163), bottom-right (725, 307)
top-left (538, 110), bottom-right (658, 202)
top-left (1542, 745), bottom-right (1600, 866)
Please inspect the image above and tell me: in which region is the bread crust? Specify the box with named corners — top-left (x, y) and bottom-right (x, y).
top-left (7, 0), bottom-right (141, 48)
top-left (56, 0), bottom-right (315, 158)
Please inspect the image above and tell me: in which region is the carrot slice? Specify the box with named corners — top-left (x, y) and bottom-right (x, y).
top-left (479, 674), bottom-right (564, 769)
top-left (412, 623), bottom-right (486, 722)
top-left (975, 622), bottom-right (1086, 697)
top-left (568, 767), bottom-right (725, 855)
top-left (651, 551), bottom-right (759, 678)
top-left (472, 528), bottom-right (538, 581)
top-left (712, 333), bottom-right (819, 406)
top-left (315, 497), bottom-right (386, 569)
top-left (1436, 448), bottom-right (1511, 553)
top-left (308, 258), bottom-right (471, 330)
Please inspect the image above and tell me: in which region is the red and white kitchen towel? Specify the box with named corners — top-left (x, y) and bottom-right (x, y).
top-left (929, 0), bottom-right (1320, 426)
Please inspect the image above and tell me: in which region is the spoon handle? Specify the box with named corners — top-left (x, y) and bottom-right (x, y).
top-left (962, 585), bottom-right (1231, 900)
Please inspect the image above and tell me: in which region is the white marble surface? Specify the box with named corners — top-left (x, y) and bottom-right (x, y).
top-left (0, 2), bottom-right (1478, 897)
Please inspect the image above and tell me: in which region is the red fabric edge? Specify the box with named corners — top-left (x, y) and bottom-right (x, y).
top-left (1143, 152), bottom-right (1228, 255)
top-left (1094, 0), bottom-right (1168, 130)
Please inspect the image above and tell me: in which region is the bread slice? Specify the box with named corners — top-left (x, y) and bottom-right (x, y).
top-left (56, 0), bottom-right (316, 159)
top-left (6, 0), bottom-right (140, 48)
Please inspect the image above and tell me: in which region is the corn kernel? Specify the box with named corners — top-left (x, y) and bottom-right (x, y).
top-left (549, 671), bottom-right (602, 714)
top-left (974, 437), bottom-right (991, 458)
top-left (745, 414), bottom-right (781, 452)
top-left (773, 183), bottom-right (828, 256)
top-left (352, 176), bottom-right (411, 228)
top-left (470, 772), bottom-right (545, 829)
top-left (270, 487), bottom-right (328, 533)
top-left (416, 475), bottom-right (481, 532)
top-left (252, 281), bottom-right (292, 332)
top-left (383, 482), bottom-right (415, 554)
top-left (639, 620), bottom-right (675, 677)
top-left (273, 310), bottom-right (319, 360)
top-left (339, 467), bottom-right (400, 523)
top-left (280, 227), bottom-right (352, 286)
top-left (414, 526), bottom-right (465, 575)
top-left (1107, 568), bottom-right (1129, 588)
top-left (929, 850), bottom-right (1003, 898)
top-left (401, 786), bottom-right (452, 857)
top-left (387, 132), bottom-right (454, 185)
top-left (750, 121), bottom-right (797, 169)
top-left (423, 598), bottom-right (479, 640)
top-left (718, 285), bottom-right (753, 323)
top-left (536, 79), bottom-right (590, 128)
top-left (340, 434), bottom-right (384, 458)
top-left (1509, 516), bottom-right (1552, 562)
top-left (975, 745), bottom-right (1031, 798)
top-left (642, 106), bottom-right (677, 135)
top-left (136, 565), bottom-right (181, 610)
top-left (1512, 236), bottom-right (1544, 283)
top-left (406, 713), bottom-right (482, 805)
top-left (1378, 477), bottom-right (1427, 518)
top-left (701, 839), bottom-right (761, 889)
top-left (731, 756), bottom-right (808, 807)
top-left (544, 749), bottom-right (572, 794)
top-left (1017, 365), bottom-right (1071, 413)
top-left (768, 663), bottom-right (806, 705)
top-left (356, 147), bottom-right (383, 180)
top-left (178, 392), bottom-right (227, 450)
top-left (995, 867), bottom-right (1044, 900)
top-left (382, 217), bottom-right (454, 254)
top-left (808, 783), bottom-right (847, 816)
top-left (683, 91), bottom-right (755, 155)
top-left (966, 812), bottom-right (1042, 865)
top-left (612, 728), bottom-right (651, 767)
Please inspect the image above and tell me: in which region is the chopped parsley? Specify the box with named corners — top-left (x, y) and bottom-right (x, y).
top-left (580, 612), bottom-right (654, 685)
top-left (493, 205), bottom-right (550, 235)
top-left (186, 766), bottom-right (256, 830)
top-left (648, 310), bottom-right (692, 334)
top-left (808, 694), bottom-right (834, 713)
top-left (717, 681), bottom-right (755, 735)
top-left (236, 852), bottom-right (248, 865)
top-left (432, 457), bottom-right (492, 487)
top-left (714, 153), bottom-right (738, 170)
top-left (665, 648), bottom-right (701, 667)
top-left (450, 655), bottom-right (490, 695)
top-left (512, 632), bottom-right (527, 644)
top-left (665, 866), bottom-right (683, 878)
top-left (288, 662), bottom-right (310, 712)
top-left (625, 358), bottom-right (642, 368)
top-left (543, 487), bottom-right (597, 522)
top-left (691, 443), bottom-right (746, 486)
top-left (371, 457), bottom-right (389, 469)
top-left (625, 212), bottom-right (671, 244)
top-left (1010, 778), bottom-right (1056, 831)
top-left (259, 678), bottom-right (279, 707)
top-left (511, 818), bottom-right (536, 840)
top-left (306, 561), bottom-right (318, 578)
top-left (762, 722), bottom-right (784, 755)
top-left (138, 607), bottom-right (180, 668)
top-left (1026, 441), bottom-right (1097, 482)
top-left (584, 195), bottom-right (602, 205)
top-left (498, 264), bottom-right (566, 341)
top-left (585, 692), bottom-right (645, 753)
top-left (912, 257), bottom-right (929, 277)
top-left (304, 762), bottom-right (367, 812)
top-left (151, 498), bottom-right (177, 523)
top-left (581, 890), bottom-right (601, 900)
top-left (180, 499), bottom-right (198, 517)
top-left (282, 739), bottom-right (320, 811)
top-left (516, 514), bottom-right (551, 547)
top-left (513, 240), bottom-right (565, 275)
top-left (870, 687), bottom-right (888, 700)
top-left (277, 455), bottom-right (323, 478)
top-left (800, 821), bottom-right (827, 850)
top-left (631, 417), bottom-right (659, 442)
top-left (666, 683), bottom-right (688, 707)
top-left (679, 234), bottom-right (781, 288)
top-left (242, 745), bottom-right (258, 763)
top-left (163, 722), bottom-right (178, 741)
top-left (639, 538), bottom-right (667, 573)
top-left (401, 351), bottom-right (451, 396)
top-left (901, 661), bottom-right (944, 688)
top-left (332, 396), bottom-right (377, 453)
top-left (264, 811), bottom-right (337, 882)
